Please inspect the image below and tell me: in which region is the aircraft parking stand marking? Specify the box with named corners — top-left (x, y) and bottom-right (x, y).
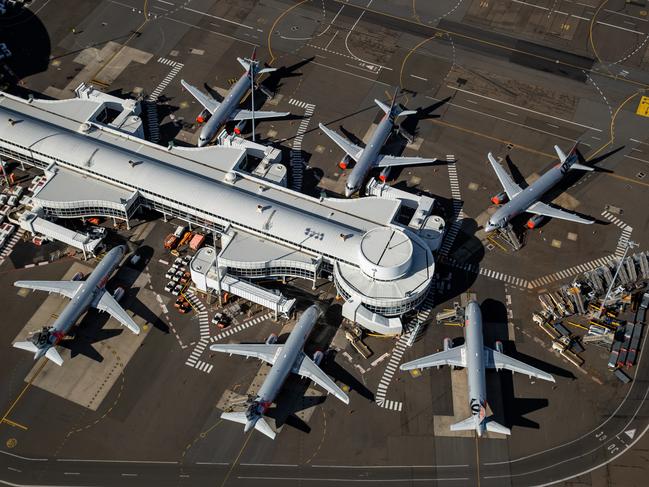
top-left (375, 293), bottom-right (435, 411)
top-left (287, 99), bottom-right (315, 191)
top-left (210, 313), bottom-right (273, 343)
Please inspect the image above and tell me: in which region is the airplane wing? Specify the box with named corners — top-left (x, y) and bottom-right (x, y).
top-left (14, 280), bottom-right (82, 299)
top-left (209, 343), bottom-right (282, 365)
top-left (231, 109), bottom-right (290, 121)
top-left (375, 154), bottom-right (437, 168)
top-left (400, 345), bottom-right (466, 371)
top-left (484, 347), bottom-right (555, 382)
top-left (294, 354), bottom-right (349, 404)
top-left (319, 123), bottom-right (364, 161)
top-left (527, 201), bottom-right (594, 225)
top-left (181, 79), bottom-right (220, 114)
top-left (94, 291), bottom-right (140, 334)
top-left (487, 152), bottom-right (523, 199)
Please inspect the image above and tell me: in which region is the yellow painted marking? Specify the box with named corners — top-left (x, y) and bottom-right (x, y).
top-left (636, 96), bottom-right (649, 117)
top-left (6, 438), bottom-right (17, 449)
top-left (2, 418), bottom-right (28, 431)
top-left (1, 361), bottom-right (47, 431)
top-left (487, 236), bottom-right (508, 252)
top-left (220, 431), bottom-right (254, 487)
top-left (267, 0), bottom-right (309, 65)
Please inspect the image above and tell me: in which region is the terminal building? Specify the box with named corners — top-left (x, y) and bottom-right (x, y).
top-left (0, 87), bottom-right (445, 334)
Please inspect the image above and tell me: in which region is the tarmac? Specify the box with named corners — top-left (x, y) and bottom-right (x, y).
top-left (1, 0), bottom-right (649, 486)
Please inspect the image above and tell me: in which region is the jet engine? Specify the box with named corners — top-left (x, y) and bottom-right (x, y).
top-left (491, 191), bottom-right (508, 205)
top-left (196, 109), bottom-right (210, 124)
top-left (233, 120), bottom-right (246, 135)
top-left (312, 350), bottom-right (324, 366)
top-left (526, 214), bottom-right (544, 229)
top-left (72, 271), bottom-right (84, 281)
top-left (265, 333), bottom-right (278, 345)
top-left (112, 286), bottom-right (125, 302)
top-left (495, 340), bottom-right (504, 353)
top-left (443, 337), bottom-right (453, 351)
top-left (339, 155), bottom-right (351, 170)
top-left (378, 166), bottom-right (391, 183)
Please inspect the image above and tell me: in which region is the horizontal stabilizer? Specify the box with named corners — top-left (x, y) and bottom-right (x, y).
top-left (375, 99), bottom-right (391, 115)
top-left (13, 341), bottom-right (39, 353)
top-left (396, 109), bottom-right (417, 119)
top-left (221, 412), bottom-right (276, 440)
top-left (570, 163), bottom-right (593, 171)
top-left (486, 419), bottom-right (511, 435)
top-left (450, 416), bottom-right (476, 432)
top-left (45, 347), bottom-right (64, 366)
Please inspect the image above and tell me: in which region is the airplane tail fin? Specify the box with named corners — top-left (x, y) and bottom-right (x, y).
top-left (375, 87), bottom-right (416, 120)
top-left (485, 419), bottom-right (511, 436)
top-left (555, 143), bottom-right (593, 171)
top-left (12, 342), bottom-right (64, 366)
top-left (221, 411), bottom-right (276, 440)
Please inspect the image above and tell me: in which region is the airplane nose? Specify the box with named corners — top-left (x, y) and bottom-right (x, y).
top-left (484, 223), bottom-right (496, 233)
top-left (244, 420), bottom-right (255, 433)
top-left (197, 139), bottom-right (206, 148)
top-left (344, 187), bottom-right (354, 197)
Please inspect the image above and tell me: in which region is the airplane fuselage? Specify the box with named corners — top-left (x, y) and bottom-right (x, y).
top-left (487, 163), bottom-right (567, 231)
top-left (345, 114), bottom-right (394, 197)
top-left (48, 245), bottom-right (124, 344)
top-left (254, 305), bottom-right (322, 410)
top-left (464, 300), bottom-right (489, 436)
top-left (198, 70), bottom-right (253, 147)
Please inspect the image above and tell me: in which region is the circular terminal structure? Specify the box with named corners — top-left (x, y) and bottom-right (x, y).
top-left (358, 227), bottom-right (413, 281)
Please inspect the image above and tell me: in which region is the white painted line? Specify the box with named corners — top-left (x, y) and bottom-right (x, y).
top-left (183, 7), bottom-right (254, 29)
top-left (448, 86), bottom-right (603, 131)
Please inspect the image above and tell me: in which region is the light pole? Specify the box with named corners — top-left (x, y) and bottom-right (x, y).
top-left (595, 240), bottom-right (638, 319)
top-left (250, 59), bottom-right (256, 142)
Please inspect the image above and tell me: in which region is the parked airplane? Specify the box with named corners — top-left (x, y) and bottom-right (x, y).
top-left (400, 300), bottom-right (554, 437)
top-left (181, 49), bottom-right (290, 147)
top-left (485, 143), bottom-right (594, 232)
top-left (319, 89), bottom-right (437, 197)
top-left (12, 245), bottom-right (140, 366)
top-left (210, 305), bottom-right (349, 439)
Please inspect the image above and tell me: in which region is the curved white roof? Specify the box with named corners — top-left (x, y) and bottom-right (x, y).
top-left (0, 92), bottom-right (434, 299)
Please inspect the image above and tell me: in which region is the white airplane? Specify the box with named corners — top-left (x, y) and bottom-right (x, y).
top-left (12, 245), bottom-right (139, 366)
top-left (485, 143), bottom-right (594, 232)
top-left (319, 89), bottom-right (437, 197)
top-left (401, 300), bottom-right (555, 437)
top-left (182, 49), bottom-right (289, 146)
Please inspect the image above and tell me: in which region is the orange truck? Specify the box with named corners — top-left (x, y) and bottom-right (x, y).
top-left (163, 234), bottom-right (178, 250)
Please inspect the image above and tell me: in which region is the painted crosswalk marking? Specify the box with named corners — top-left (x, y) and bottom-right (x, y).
top-left (439, 156), bottom-right (464, 256)
top-left (211, 312), bottom-right (272, 342)
top-left (602, 210), bottom-right (634, 258)
top-left (288, 99), bottom-right (315, 191)
top-left (146, 58), bottom-right (184, 143)
top-left (0, 229), bottom-right (23, 264)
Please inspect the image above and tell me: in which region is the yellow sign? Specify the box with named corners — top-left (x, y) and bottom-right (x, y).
top-left (636, 96), bottom-right (649, 117)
